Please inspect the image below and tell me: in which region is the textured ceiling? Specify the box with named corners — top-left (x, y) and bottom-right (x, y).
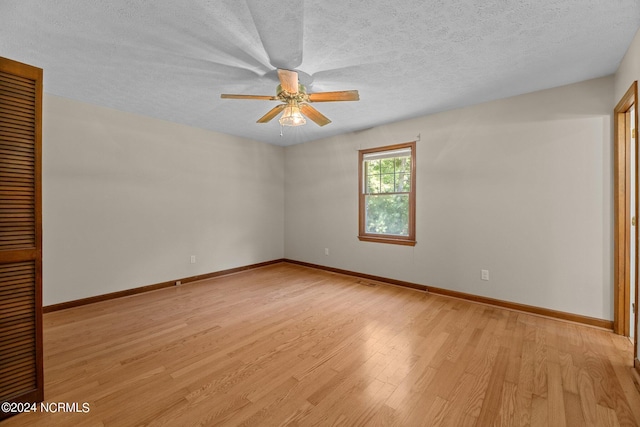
top-left (1, 1), bottom-right (639, 146)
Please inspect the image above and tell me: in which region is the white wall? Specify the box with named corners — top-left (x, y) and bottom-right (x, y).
top-left (43, 94), bottom-right (284, 306)
top-left (614, 28), bottom-right (640, 358)
top-left (285, 76), bottom-right (614, 320)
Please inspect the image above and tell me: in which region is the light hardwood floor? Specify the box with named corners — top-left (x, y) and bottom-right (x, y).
top-left (3, 263), bottom-right (640, 426)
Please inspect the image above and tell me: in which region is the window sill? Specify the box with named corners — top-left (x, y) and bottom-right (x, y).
top-left (358, 235), bottom-right (417, 246)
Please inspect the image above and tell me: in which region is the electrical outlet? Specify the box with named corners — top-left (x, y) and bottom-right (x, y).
top-left (481, 270), bottom-right (489, 281)
top-left (324, 248), bottom-right (329, 256)
top-left (190, 255), bottom-right (196, 264)
top-left (175, 280), bottom-right (181, 286)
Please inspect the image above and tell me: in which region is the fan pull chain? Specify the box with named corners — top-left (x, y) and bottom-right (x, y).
top-left (280, 124), bottom-right (284, 137)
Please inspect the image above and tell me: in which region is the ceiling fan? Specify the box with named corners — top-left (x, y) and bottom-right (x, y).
top-left (220, 69), bottom-right (359, 127)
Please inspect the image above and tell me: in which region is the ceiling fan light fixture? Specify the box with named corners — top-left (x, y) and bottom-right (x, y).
top-left (221, 69), bottom-right (358, 128)
top-left (279, 102), bottom-right (306, 127)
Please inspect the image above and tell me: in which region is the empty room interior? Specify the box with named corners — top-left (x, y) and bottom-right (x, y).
top-left (2, 1), bottom-right (640, 425)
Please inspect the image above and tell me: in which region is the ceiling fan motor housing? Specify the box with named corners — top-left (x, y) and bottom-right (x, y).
top-left (276, 84), bottom-right (308, 102)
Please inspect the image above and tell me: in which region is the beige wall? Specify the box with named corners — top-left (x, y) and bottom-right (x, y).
top-left (43, 94), bottom-right (284, 306)
top-left (614, 27), bottom-right (640, 359)
top-left (615, 28), bottom-right (640, 101)
top-left (285, 76), bottom-right (614, 320)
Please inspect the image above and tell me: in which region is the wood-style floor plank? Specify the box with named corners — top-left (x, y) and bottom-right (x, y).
top-left (2, 263), bottom-right (639, 426)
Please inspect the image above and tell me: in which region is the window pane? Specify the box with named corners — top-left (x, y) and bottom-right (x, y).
top-left (366, 175), bottom-right (380, 193)
top-left (381, 173), bottom-right (396, 193)
top-left (380, 158), bottom-right (395, 174)
top-left (396, 157), bottom-right (410, 173)
top-left (367, 159), bottom-right (379, 175)
top-left (365, 194), bottom-right (409, 236)
top-left (400, 173), bottom-right (411, 192)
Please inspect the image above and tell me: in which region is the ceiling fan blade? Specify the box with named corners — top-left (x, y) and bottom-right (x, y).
top-left (257, 104), bottom-right (287, 123)
top-left (299, 104), bottom-right (331, 127)
top-left (246, 0), bottom-right (304, 70)
top-left (221, 94), bottom-right (278, 100)
top-left (308, 90), bottom-right (360, 102)
top-left (278, 69), bottom-right (299, 94)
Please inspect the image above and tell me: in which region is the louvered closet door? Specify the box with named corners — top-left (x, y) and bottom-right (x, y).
top-left (0, 57), bottom-right (43, 418)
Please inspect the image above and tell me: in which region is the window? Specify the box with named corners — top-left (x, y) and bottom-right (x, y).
top-left (358, 141), bottom-right (416, 246)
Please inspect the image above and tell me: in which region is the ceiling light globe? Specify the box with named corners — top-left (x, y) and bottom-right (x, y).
top-left (279, 104), bottom-right (306, 127)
